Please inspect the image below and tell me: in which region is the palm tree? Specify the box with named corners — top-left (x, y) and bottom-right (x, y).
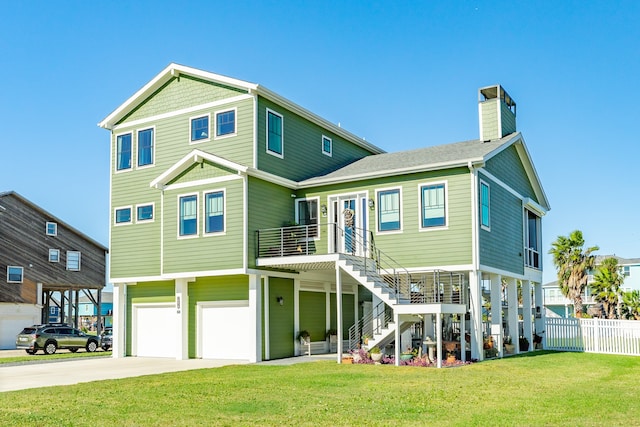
top-left (549, 230), bottom-right (599, 318)
top-left (590, 257), bottom-right (623, 319)
top-left (621, 290), bottom-right (640, 320)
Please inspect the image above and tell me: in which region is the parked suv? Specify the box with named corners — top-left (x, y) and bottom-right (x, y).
top-left (15, 324), bottom-right (100, 355)
top-left (100, 327), bottom-right (112, 351)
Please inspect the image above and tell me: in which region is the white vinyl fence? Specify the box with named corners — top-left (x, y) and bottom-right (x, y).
top-left (545, 317), bottom-right (640, 356)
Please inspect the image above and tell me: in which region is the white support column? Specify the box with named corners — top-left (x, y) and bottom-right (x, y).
top-left (336, 265), bottom-right (343, 363)
top-left (325, 282), bottom-right (331, 353)
top-left (112, 282), bottom-right (128, 358)
top-left (534, 282), bottom-right (545, 348)
top-left (264, 277), bottom-right (270, 360)
top-left (459, 313), bottom-right (466, 362)
top-left (506, 278), bottom-right (519, 354)
top-left (468, 271), bottom-right (483, 361)
top-left (249, 274), bottom-right (262, 363)
top-left (175, 278), bottom-right (190, 360)
top-left (294, 278), bottom-right (301, 355)
top-left (522, 280), bottom-right (533, 352)
top-left (436, 313), bottom-right (443, 368)
top-left (394, 311), bottom-right (401, 366)
top-left (490, 274), bottom-right (503, 357)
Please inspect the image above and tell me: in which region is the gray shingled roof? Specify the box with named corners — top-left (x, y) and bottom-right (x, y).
top-left (300, 133), bottom-right (518, 186)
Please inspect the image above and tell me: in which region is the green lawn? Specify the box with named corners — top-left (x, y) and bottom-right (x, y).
top-left (0, 350), bottom-right (111, 365)
top-left (1, 351), bottom-right (638, 426)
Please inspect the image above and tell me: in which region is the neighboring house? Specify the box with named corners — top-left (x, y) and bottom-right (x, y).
top-left (0, 191), bottom-right (108, 349)
top-left (99, 64), bottom-right (549, 365)
top-left (544, 255), bottom-right (640, 318)
top-left (78, 291), bottom-right (113, 329)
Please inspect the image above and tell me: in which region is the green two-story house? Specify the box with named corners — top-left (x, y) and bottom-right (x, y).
top-left (100, 64), bottom-right (549, 366)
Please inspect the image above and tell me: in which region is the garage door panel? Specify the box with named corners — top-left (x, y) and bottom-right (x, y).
top-left (134, 304), bottom-right (176, 358)
top-left (200, 302), bottom-right (251, 360)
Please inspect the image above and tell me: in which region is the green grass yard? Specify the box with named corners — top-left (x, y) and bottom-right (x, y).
top-left (1, 351), bottom-right (638, 426)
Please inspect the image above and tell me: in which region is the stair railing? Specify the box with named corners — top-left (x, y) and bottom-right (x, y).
top-left (347, 301), bottom-right (393, 351)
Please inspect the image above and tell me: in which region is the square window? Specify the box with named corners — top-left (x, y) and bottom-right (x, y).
top-left (205, 191), bottom-right (224, 233)
top-left (179, 194), bottom-right (198, 236)
top-left (137, 128), bottom-right (154, 167)
top-left (191, 116), bottom-right (209, 141)
top-left (115, 207), bottom-right (132, 224)
top-left (49, 249), bottom-right (60, 263)
top-left (46, 222), bottom-right (57, 236)
top-left (216, 110), bottom-right (236, 137)
top-left (7, 266), bottom-right (23, 283)
top-left (296, 198), bottom-right (319, 238)
top-left (480, 181), bottom-right (490, 229)
top-left (377, 189), bottom-right (401, 231)
top-left (116, 133), bottom-right (132, 171)
top-left (267, 110), bottom-right (283, 157)
top-left (67, 251), bottom-right (81, 271)
top-left (322, 135), bottom-right (332, 157)
top-left (421, 183), bottom-right (446, 228)
top-left (137, 204), bottom-right (154, 222)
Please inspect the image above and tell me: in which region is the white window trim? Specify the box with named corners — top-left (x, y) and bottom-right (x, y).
top-left (294, 196), bottom-right (321, 240)
top-left (49, 249), bottom-right (60, 263)
top-left (66, 251), bottom-right (81, 271)
top-left (136, 125), bottom-right (156, 170)
top-left (418, 180), bottom-right (449, 232)
top-left (46, 221), bottom-right (58, 236)
top-left (375, 187), bottom-right (403, 235)
top-left (266, 108), bottom-right (284, 159)
top-left (203, 189), bottom-right (226, 236)
top-left (480, 179), bottom-right (491, 232)
top-left (178, 192), bottom-right (199, 239)
top-left (322, 135), bottom-right (332, 157)
top-left (189, 113), bottom-right (211, 144)
top-left (114, 131), bottom-right (133, 173)
top-left (7, 266), bottom-right (24, 283)
top-left (135, 203), bottom-right (155, 224)
top-left (214, 107), bottom-right (237, 140)
top-left (114, 205), bottom-right (133, 226)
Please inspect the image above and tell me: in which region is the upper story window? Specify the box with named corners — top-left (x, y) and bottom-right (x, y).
top-left (49, 249), bottom-right (60, 263)
top-left (137, 128), bottom-right (154, 167)
top-left (137, 204), bottom-right (154, 223)
top-left (7, 266), bottom-right (23, 283)
top-left (115, 207), bottom-right (132, 225)
top-left (525, 209), bottom-right (541, 269)
top-left (296, 198), bottom-right (319, 238)
top-left (46, 222), bottom-right (57, 236)
top-left (204, 191), bottom-right (224, 234)
top-left (266, 109), bottom-right (283, 158)
top-left (116, 133), bottom-right (132, 171)
top-left (420, 183), bottom-right (446, 228)
top-left (480, 181), bottom-right (490, 230)
top-left (216, 109), bottom-right (236, 137)
top-left (623, 266), bottom-right (630, 277)
top-left (191, 115), bottom-right (209, 142)
top-left (322, 135), bottom-right (332, 157)
top-left (66, 251), bottom-right (81, 271)
top-left (179, 194), bottom-right (198, 237)
top-left (377, 189), bottom-right (401, 232)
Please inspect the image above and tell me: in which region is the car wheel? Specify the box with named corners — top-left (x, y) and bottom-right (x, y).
top-left (86, 340), bottom-right (98, 353)
top-left (69, 348), bottom-right (79, 353)
top-left (44, 341), bottom-right (57, 355)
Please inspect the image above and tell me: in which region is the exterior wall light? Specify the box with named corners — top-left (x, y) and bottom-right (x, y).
top-left (277, 296), bottom-right (284, 306)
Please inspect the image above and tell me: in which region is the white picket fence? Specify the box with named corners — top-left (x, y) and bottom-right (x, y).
top-left (545, 317), bottom-right (640, 356)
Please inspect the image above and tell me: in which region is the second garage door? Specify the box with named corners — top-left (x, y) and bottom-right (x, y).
top-left (133, 303), bottom-right (177, 358)
top-left (199, 301), bottom-right (251, 360)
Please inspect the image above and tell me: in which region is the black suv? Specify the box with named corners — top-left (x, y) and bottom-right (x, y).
top-left (16, 324), bottom-right (100, 355)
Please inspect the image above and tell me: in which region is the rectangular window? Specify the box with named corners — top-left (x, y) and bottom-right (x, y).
top-left (115, 207), bottom-right (132, 224)
top-left (623, 266), bottom-right (630, 277)
top-left (116, 133), bottom-right (132, 171)
top-left (296, 198), bottom-right (319, 238)
top-left (480, 181), bottom-right (490, 229)
top-left (216, 110), bottom-right (236, 137)
top-left (137, 204), bottom-right (154, 222)
top-left (267, 109), bottom-right (283, 157)
top-left (191, 115), bottom-right (209, 142)
top-left (7, 266), bottom-right (23, 283)
top-left (421, 183), bottom-right (446, 228)
top-left (378, 189), bottom-right (401, 231)
top-left (204, 191), bottom-right (224, 233)
top-left (46, 222), bottom-right (57, 236)
top-left (137, 128), bottom-right (154, 167)
top-left (525, 209), bottom-right (540, 269)
top-left (49, 249), bottom-right (60, 263)
top-left (179, 194), bottom-right (198, 236)
top-left (66, 251), bottom-right (81, 271)
top-left (322, 135), bottom-right (332, 157)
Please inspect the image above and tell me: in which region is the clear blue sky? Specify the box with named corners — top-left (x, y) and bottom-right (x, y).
top-left (1, 1), bottom-right (638, 285)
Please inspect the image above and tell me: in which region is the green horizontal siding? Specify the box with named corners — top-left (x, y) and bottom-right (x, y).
top-left (481, 99), bottom-right (499, 141)
top-left (299, 291), bottom-right (326, 341)
top-left (126, 281), bottom-right (175, 355)
top-left (500, 100), bottom-right (516, 135)
top-left (268, 277), bottom-right (295, 359)
top-left (330, 293), bottom-right (355, 336)
top-left (484, 145), bottom-right (537, 203)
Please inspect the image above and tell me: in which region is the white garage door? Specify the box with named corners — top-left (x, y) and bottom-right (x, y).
top-left (0, 317), bottom-right (38, 349)
top-left (199, 301), bottom-right (251, 360)
top-left (133, 304), bottom-right (177, 358)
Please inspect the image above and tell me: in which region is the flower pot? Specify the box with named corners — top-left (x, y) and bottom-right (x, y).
top-left (342, 357), bottom-right (353, 364)
top-left (371, 353), bottom-right (383, 363)
top-left (400, 354), bottom-right (414, 361)
top-left (446, 355), bottom-right (456, 364)
top-left (504, 344), bottom-right (515, 354)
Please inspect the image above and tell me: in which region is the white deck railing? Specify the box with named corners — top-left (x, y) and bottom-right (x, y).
top-left (545, 317), bottom-right (640, 356)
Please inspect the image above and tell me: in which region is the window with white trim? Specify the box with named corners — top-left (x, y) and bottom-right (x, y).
top-left (66, 251), bottom-right (81, 271)
top-left (267, 109), bottom-right (283, 157)
top-left (7, 266), bottom-right (23, 283)
top-left (420, 183), bottom-right (446, 228)
top-left (137, 204), bottom-right (154, 222)
top-left (204, 191), bottom-right (224, 234)
top-left (116, 133), bottom-right (132, 171)
top-left (179, 194), bottom-right (198, 237)
top-left (49, 249), bottom-right (60, 263)
top-left (191, 115), bottom-right (209, 142)
top-left (137, 128), bottom-right (154, 167)
top-left (115, 207), bottom-right (132, 225)
top-left (216, 109), bottom-right (236, 137)
top-left (296, 198), bottom-right (319, 238)
top-left (46, 222), bottom-right (57, 236)
top-left (322, 135), bottom-right (332, 157)
top-left (377, 189), bottom-right (401, 232)
top-left (480, 181), bottom-right (490, 229)
top-left (525, 209), bottom-right (541, 269)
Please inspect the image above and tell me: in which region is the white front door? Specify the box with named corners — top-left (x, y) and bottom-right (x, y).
top-left (332, 195), bottom-right (368, 256)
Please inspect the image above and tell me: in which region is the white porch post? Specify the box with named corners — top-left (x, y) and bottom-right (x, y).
top-left (394, 311), bottom-right (401, 366)
top-left (249, 274), bottom-right (262, 363)
top-left (264, 277), bottom-right (270, 360)
top-left (336, 264), bottom-right (343, 363)
top-left (468, 270), bottom-right (483, 361)
top-left (490, 274), bottom-right (503, 357)
top-left (436, 313), bottom-right (443, 368)
top-left (294, 278), bottom-right (301, 356)
top-left (325, 282), bottom-right (331, 353)
top-left (175, 278), bottom-right (190, 360)
top-left (534, 282), bottom-right (545, 348)
top-left (112, 282), bottom-right (128, 358)
top-left (459, 313), bottom-right (466, 362)
top-left (506, 277), bottom-right (518, 354)
top-left (522, 280), bottom-right (533, 352)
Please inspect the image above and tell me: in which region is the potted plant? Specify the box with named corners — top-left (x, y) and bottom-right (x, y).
top-left (326, 329), bottom-right (337, 341)
top-left (519, 336), bottom-right (529, 352)
top-left (400, 347), bottom-right (416, 361)
top-left (298, 330), bottom-right (310, 344)
top-left (504, 335), bottom-right (515, 354)
top-left (533, 332), bottom-right (543, 349)
top-left (369, 346), bottom-right (383, 363)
